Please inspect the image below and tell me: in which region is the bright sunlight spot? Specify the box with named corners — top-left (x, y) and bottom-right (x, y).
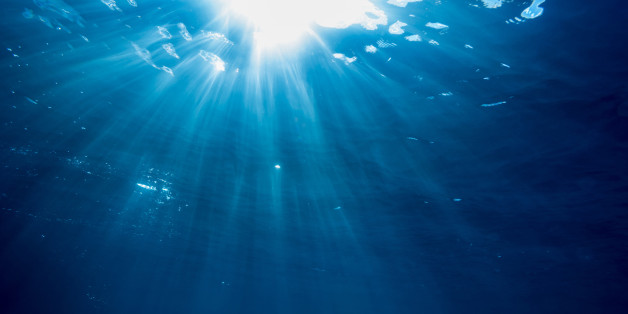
top-left (223, 0), bottom-right (388, 48)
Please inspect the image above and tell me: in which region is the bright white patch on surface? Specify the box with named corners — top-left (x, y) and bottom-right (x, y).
top-left (481, 0), bottom-right (503, 8)
top-left (387, 0), bottom-right (422, 7)
top-left (132, 42), bottom-right (173, 75)
top-left (405, 34), bottom-right (421, 42)
top-left (429, 39), bottom-right (439, 45)
top-left (223, 0), bottom-right (388, 48)
top-left (160, 66), bottom-right (174, 76)
top-left (376, 39), bottom-right (397, 48)
top-left (178, 23), bottom-right (193, 41)
top-left (199, 50), bottom-right (226, 72)
top-left (365, 45), bottom-right (377, 53)
top-left (200, 31), bottom-right (234, 45)
top-left (333, 53), bottom-right (357, 64)
top-left (521, 0), bottom-right (545, 19)
top-left (426, 22), bottom-right (448, 30)
top-left (157, 26), bottom-right (172, 39)
top-left (162, 43), bottom-right (179, 59)
top-left (101, 0), bottom-right (121, 12)
top-left (127, 0), bottom-right (137, 7)
top-left (389, 20), bottom-right (407, 35)
top-left (275, 164), bottom-right (281, 169)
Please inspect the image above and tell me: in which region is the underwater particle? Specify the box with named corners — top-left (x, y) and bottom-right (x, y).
top-left (23, 8), bottom-right (34, 19)
top-left (274, 164), bottom-right (281, 169)
top-left (500, 63), bottom-right (511, 68)
top-left (365, 45), bottom-right (377, 53)
top-left (25, 97), bottom-right (38, 104)
top-left (428, 39), bottom-right (439, 46)
top-left (38, 15), bottom-right (53, 28)
top-left (453, 198), bottom-right (462, 202)
top-left (464, 44), bottom-right (473, 49)
top-left (439, 91), bottom-right (453, 96)
top-left (481, 101), bottom-right (507, 107)
top-left (334, 206), bottom-right (342, 210)
top-left (127, 0), bottom-right (137, 7)
top-left (389, 20), bottom-right (407, 35)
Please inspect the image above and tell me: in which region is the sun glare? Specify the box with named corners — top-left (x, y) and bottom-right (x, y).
top-left (223, 0), bottom-right (387, 49)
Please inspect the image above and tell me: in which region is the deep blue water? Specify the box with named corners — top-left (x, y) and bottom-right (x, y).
top-left (1, 0), bottom-right (627, 313)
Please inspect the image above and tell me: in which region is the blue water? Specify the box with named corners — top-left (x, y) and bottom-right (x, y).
top-left (1, 0), bottom-right (627, 313)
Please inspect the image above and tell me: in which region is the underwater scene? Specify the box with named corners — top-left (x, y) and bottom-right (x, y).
top-left (1, 0), bottom-right (627, 313)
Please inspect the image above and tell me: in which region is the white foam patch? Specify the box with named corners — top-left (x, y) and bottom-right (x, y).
top-left (481, 0), bottom-right (503, 8)
top-left (199, 50), bottom-right (226, 72)
top-left (365, 45), bottom-right (377, 53)
top-left (132, 42), bottom-right (174, 76)
top-left (137, 183), bottom-right (157, 191)
top-left (405, 34), bottom-right (421, 42)
top-left (157, 26), bottom-right (172, 39)
top-left (178, 23), bottom-right (192, 41)
top-left (101, 0), bottom-right (122, 12)
top-left (162, 43), bottom-right (179, 59)
top-left (389, 20), bottom-right (407, 35)
top-left (521, 0), bottom-right (546, 19)
top-left (200, 31), bottom-right (234, 45)
top-left (377, 39), bottom-right (397, 48)
top-left (333, 53), bottom-right (357, 64)
top-left (426, 22), bottom-right (448, 30)
top-left (387, 0), bottom-right (422, 7)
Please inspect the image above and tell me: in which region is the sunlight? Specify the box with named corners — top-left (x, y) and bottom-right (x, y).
top-left (222, 0), bottom-right (387, 48)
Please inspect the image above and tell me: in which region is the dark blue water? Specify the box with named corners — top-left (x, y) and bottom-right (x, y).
top-left (1, 0), bottom-right (627, 313)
